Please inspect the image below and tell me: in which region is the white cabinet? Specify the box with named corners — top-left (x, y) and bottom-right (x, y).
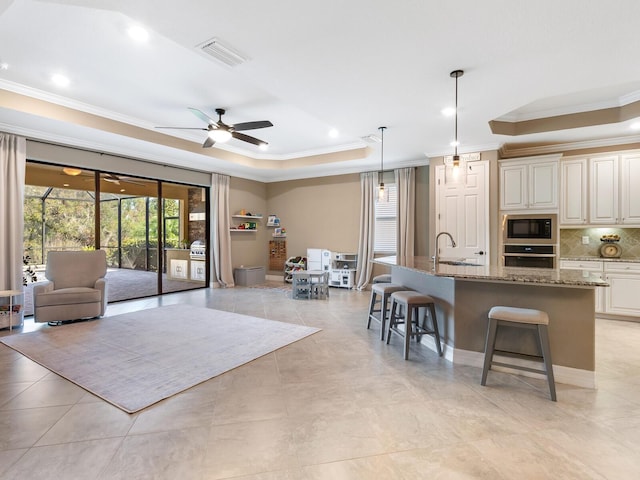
top-left (559, 260), bottom-right (604, 313)
top-left (589, 156), bottom-right (618, 224)
top-left (562, 152), bottom-right (640, 226)
top-left (603, 262), bottom-right (640, 317)
top-left (499, 156), bottom-right (559, 211)
top-left (560, 159), bottom-right (587, 225)
top-left (620, 153), bottom-right (640, 224)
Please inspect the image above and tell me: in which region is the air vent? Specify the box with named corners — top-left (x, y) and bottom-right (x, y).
top-left (198, 37), bottom-right (248, 67)
top-left (361, 134), bottom-right (382, 143)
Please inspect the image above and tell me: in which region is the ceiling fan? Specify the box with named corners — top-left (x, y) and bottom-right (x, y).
top-left (156, 108), bottom-right (273, 148)
top-left (61, 169), bottom-right (147, 187)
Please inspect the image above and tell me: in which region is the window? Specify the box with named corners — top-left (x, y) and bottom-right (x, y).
top-left (374, 183), bottom-right (397, 253)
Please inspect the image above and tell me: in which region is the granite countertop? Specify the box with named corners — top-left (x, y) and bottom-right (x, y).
top-left (373, 256), bottom-right (609, 287)
top-left (560, 256), bottom-right (640, 263)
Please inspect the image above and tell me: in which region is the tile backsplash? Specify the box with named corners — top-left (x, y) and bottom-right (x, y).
top-left (560, 228), bottom-right (640, 259)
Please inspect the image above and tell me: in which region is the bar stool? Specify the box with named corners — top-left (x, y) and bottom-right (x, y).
top-left (373, 274), bottom-right (392, 284)
top-left (367, 283), bottom-right (406, 340)
top-left (386, 291), bottom-right (443, 360)
top-left (481, 306), bottom-right (556, 401)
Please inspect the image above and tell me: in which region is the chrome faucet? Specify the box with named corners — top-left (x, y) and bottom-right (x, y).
top-left (433, 231), bottom-right (457, 269)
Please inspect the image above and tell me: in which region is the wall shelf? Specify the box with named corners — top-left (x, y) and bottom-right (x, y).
top-left (230, 228), bottom-right (257, 232)
top-left (232, 214), bottom-right (263, 219)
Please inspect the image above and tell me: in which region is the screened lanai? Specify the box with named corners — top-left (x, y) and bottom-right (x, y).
top-left (22, 162), bottom-right (209, 315)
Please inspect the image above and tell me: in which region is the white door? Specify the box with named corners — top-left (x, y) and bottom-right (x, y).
top-left (435, 161), bottom-right (489, 265)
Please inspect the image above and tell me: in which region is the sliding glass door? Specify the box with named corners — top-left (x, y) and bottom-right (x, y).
top-left (24, 161), bottom-right (209, 308)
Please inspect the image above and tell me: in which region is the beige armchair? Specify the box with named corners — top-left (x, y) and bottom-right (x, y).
top-left (33, 250), bottom-right (108, 324)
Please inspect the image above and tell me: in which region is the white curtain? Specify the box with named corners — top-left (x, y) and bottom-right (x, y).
top-left (355, 171), bottom-right (377, 290)
top-left (0, 133), bottom-right (26, 293)
top-left (395, 167), bottom-right (415, 259)
top-left (210, 173), bottom-right (235, 287)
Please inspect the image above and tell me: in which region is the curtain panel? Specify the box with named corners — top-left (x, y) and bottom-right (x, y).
top-left (395, 167), bottom-right (416, 259)
top-left (0, 133), bottom-right (26, 292)
top-left (355, 171), bottom-right (378, 290)
top-left (210, 173), bottom-right (234, 287)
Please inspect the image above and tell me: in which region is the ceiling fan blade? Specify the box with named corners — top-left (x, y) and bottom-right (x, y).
top-left (202, 136), bottom-right (216, 148)
top-left (232, 120), bottom-right (273, 131)
top-left (188, 107), bottom-right (217, 126)
top-left (232, 131), bottom-right (267, 146)
top-left (156, 126), bottom-right (208, 130)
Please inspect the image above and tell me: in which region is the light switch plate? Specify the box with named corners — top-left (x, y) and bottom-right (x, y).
top-left (582, 236), bottom-right (590, 245)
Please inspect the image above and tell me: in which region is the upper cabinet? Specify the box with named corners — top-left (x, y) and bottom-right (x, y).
top-left (499, 155), bottom-right (559, 211)
top-left (560, 158), bottom-right (587, 224)
top-left (620, 153), bottom-right (640, 224)
top-left (560, 152), bottom-right (640, 226)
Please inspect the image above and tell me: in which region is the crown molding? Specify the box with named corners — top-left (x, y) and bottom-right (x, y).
top-left (499, 134), bottom-right (640, 158)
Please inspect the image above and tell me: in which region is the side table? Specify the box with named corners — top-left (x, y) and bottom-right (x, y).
top-left (0, 289), bottom-right (23, 331)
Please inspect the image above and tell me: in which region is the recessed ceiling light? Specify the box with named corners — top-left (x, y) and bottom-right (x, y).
top-left (63, 183), bottom-right (70, 187)
top-left (328, 128), bottom-right (339, 138)
top-left (441, 107), bottom-right (456, 117)
top-left (450, 140), bottom-right (460, 147)
top-left (259, 143), bottom-right (269, 151)
top-left (51, 73), bottom-right (70, 87)
top-left (127, 25), bottom-right (149, 42)
top-left (0, 62), bottom-right (8, 70)
top-left (630, 121), bottom-right (640, 131)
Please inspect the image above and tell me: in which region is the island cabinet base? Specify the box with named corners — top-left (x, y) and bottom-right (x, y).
top-left (391, 268), bottom-right (596, 389)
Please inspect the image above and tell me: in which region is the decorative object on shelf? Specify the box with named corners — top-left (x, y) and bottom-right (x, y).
top-left (377, 126), bottom-right (388, 202)
top-left (267, 214), bottom-right (280, 226)
top-left (273, 227), bottom-right (286, 237)
top-left (600, 234), bottom-right (622, 258)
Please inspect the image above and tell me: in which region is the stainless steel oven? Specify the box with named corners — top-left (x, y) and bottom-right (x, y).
top-left (503, 244), bottom-right (556, 269)
top-left (503, 214), bottom-right (557, 245)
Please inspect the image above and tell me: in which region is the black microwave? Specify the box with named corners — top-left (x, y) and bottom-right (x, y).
top-left (503, 214), bottom-right (557, 244)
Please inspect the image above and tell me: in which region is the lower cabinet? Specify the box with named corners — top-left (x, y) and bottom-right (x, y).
top-left (603, 262), bottom-right (640, 316)
top-left (560, 260), bottom-right (640, 318)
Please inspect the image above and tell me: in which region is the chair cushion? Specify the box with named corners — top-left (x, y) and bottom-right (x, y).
top-left (489, 306), bottom-right (549, 325)
top-left (372, 283), bottom-right (406, 295)
top-left (373, 274), bottom-right (392, 283)
top-left (35, 287), bottom-right (102, 307)
top-left (390, 290), bottom-right (435, 305)
top-left (45, 250), bottom-right (107, 289)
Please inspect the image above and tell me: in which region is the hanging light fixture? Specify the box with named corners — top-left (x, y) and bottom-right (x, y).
top-left (377, 126), bottom-right (387, 202)
top-left (450, 69), bottom-right (464, 175)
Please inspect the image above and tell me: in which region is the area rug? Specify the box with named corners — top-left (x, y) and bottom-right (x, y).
top-left (0, 305), bottom-right (320, 413)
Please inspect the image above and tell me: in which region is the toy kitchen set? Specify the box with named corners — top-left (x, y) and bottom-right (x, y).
top-left (307, 248), bottom-right (357, 289)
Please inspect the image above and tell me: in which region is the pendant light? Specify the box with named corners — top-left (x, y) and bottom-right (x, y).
top-left (377, 126), bottom-right (387, 202)
top-left (451, 69), bottom-right (464, 173)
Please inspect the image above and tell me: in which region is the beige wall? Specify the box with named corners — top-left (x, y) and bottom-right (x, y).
top-left (228, 167), bottom-right (431, 277)
top-left (266, 174), bottom-right (361, 271)
top-left (228, 177), bottom-right (269, 270)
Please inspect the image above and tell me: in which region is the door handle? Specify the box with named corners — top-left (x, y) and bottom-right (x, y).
top-left (474, 251), bottom-right (485, 255)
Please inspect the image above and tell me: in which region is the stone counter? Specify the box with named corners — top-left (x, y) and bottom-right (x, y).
top-left (372, 256), bottom-right (601, 388)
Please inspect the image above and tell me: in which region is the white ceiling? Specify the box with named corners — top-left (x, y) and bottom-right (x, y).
top-left (1, 0), bottom-right (640, 181)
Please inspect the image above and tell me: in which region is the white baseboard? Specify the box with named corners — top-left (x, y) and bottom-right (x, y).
top-left (450, 348), bottom-right (596, 389)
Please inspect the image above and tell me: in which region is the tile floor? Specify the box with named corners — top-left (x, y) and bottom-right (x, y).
top-left (1, 285), bottom-right (639, 479)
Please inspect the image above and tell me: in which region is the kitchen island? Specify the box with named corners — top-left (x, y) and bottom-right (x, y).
top-left (373, 256), bottom-right (609, 388)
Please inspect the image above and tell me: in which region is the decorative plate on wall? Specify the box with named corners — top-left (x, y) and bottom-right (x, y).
top-left (600, 242), bottom-right (622, 258)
